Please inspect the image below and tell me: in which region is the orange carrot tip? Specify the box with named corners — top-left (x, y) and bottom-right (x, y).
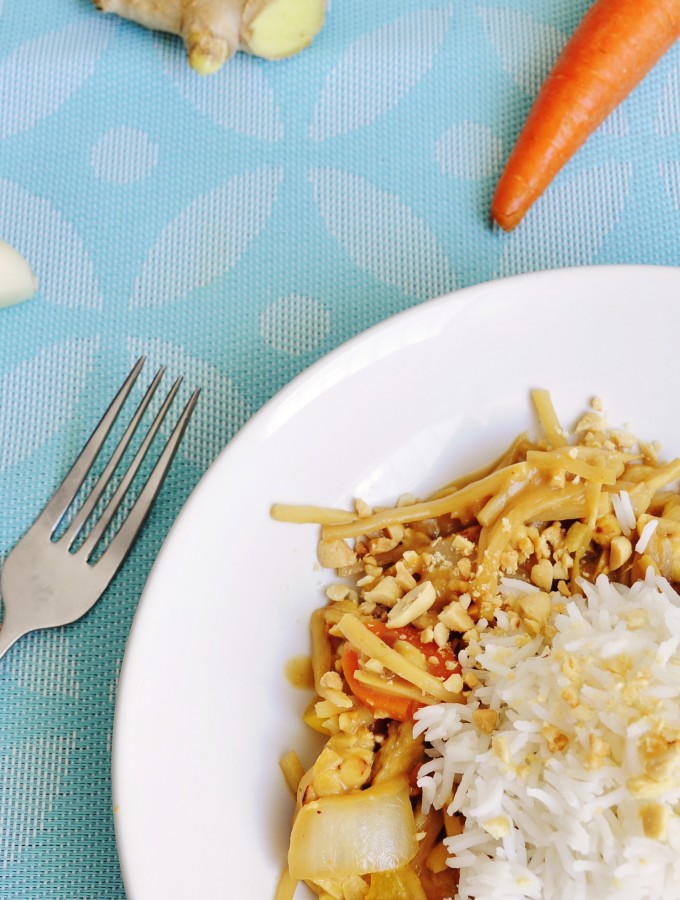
top-left (491, 0), bottom-right (680, 231)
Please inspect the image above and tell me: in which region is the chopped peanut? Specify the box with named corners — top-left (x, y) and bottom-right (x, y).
top-left (610, 534), bottom-right (633, 570)
top-left (368, 536), bottom-right (399, 554)
top-left (542, 724), bottom-right (569, 752)
top-left (438, 600), bottom-right (475, 633)
top-left (394, 560), bottom-right (418, 591)
top-left (530, 558), bottom-right (554, 591)
top-left (362, 576), bottom-right (403, 606)
top-left (591, 514), bottom-right (622, 548)
top-left (318, 539), bottom-right (357, 569)
top-left (433, 621), bottom-right (450, 648)
top-left (566, 521), bottom-right (590, 552)
top-left (640, 802), bottom-right (668, 840)
top-left (355, 498), bottom-right (372, 517)
top-left (473, 708), bottom-right (498, 734)
top-left (575, 412), bottom-right (607, 433)
top-left (326, 583), bottom-right (351, 603)
top-left (517, 591), bottom-right (552, 631)
top-left (481, 815), bottom-right (511, 839)
top-left (452, 534), bottom-right (475, 555)
top-left (463, 671), bottom-right (480, 689)
top-left (443, 672), bottom-right (464, 693)
top-left (387, 581), bottom-right (437, 628)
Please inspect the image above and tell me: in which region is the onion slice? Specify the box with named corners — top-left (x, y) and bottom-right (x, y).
top-left (288, 775), bottom-right (417, 880)
top-left (0, 241), bottom-right (36, 308)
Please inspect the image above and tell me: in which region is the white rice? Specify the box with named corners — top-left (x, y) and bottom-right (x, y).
top-left (611, 491), bottom-right (637, 536)
top-left (414, 574), bottom-right (680, 900)
top-left (636, 519), bottom-right (659, 554)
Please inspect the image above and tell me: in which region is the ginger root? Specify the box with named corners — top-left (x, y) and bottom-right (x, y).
top-left (93, 0), bottom-right (326, 75)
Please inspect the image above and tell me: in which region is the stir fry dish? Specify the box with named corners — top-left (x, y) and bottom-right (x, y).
top-left (272, 391), bottom-right (680, 900)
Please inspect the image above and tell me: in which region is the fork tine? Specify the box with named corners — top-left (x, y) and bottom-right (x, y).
top-left (39, 357), bottom-right (146, 535)
top-left (93, 388), bottom-right (200, 580)
top-left (62, 366), bottom-right (166, 549)
top-left (78, 376), bottom-right (184, 560)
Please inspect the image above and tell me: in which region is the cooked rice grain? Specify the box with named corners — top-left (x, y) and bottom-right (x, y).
top-left (414, 574), bottom-right (680, 900)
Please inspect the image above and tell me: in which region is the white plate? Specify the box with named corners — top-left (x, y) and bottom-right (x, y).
top-left (112, 265), bottom-right (680, 899)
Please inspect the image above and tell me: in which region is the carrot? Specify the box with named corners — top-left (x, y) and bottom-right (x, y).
top-left (491, 0), bottom-right (680, 231)
top-left (340, 621), bottom-right (460, 722)
top-left (341, 645), bottom-right (420, 722)
top-left (363, 620), bottom-right (458, 681)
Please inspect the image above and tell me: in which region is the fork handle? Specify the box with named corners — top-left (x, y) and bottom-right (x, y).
top-left (0, 620), bottom-right (26, 662)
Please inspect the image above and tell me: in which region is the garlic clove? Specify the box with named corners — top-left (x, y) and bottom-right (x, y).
top-left (0, 241), bottom-right (37, 308)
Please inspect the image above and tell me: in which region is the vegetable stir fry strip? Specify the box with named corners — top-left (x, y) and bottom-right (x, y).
top-left (275, 391), bottom-right (680, 898)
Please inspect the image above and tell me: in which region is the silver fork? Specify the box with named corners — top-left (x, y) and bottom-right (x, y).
top-left (0, 357), bottom-right (200, 661)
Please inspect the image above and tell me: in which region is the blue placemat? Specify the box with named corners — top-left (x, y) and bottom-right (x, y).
top-left (1, 0), bottom-right (679, 896)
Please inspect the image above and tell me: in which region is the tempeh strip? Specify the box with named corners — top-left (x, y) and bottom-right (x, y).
top-left (273, 867), bottom-right (298, 900)
top-left (473, 482), bottom-right (609, 599)
top-left (526, 449), bottom-right (624, 484)
top-left (310, 608), bottom-right (333, 695)
top-left (353, 669), bottom-right (440, 703)
top-left (410, 804), bottom-right (445, 874)
top-left (620, 464), bottom-right (659, 483)
top-left (478, 478), bottom-right (536, 527)
top-left (428, 432), bottom-right (535, 499)
top-left (322, 463), bottom-right (531, 541)
top-left (270, 503), bottom-right (356, 525)
top-left (643, 458), bottom-right (680, 492)
top-left (570, 481), bottom-right (603, 587)
top-left (531, 388), bottom-right (568, 448)
top-left (629, 459), bottom-right (680, 514)
top-left (522, 490), bottom-right (609, 524)
top-left (280, 751), bottom-right (305, 796)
